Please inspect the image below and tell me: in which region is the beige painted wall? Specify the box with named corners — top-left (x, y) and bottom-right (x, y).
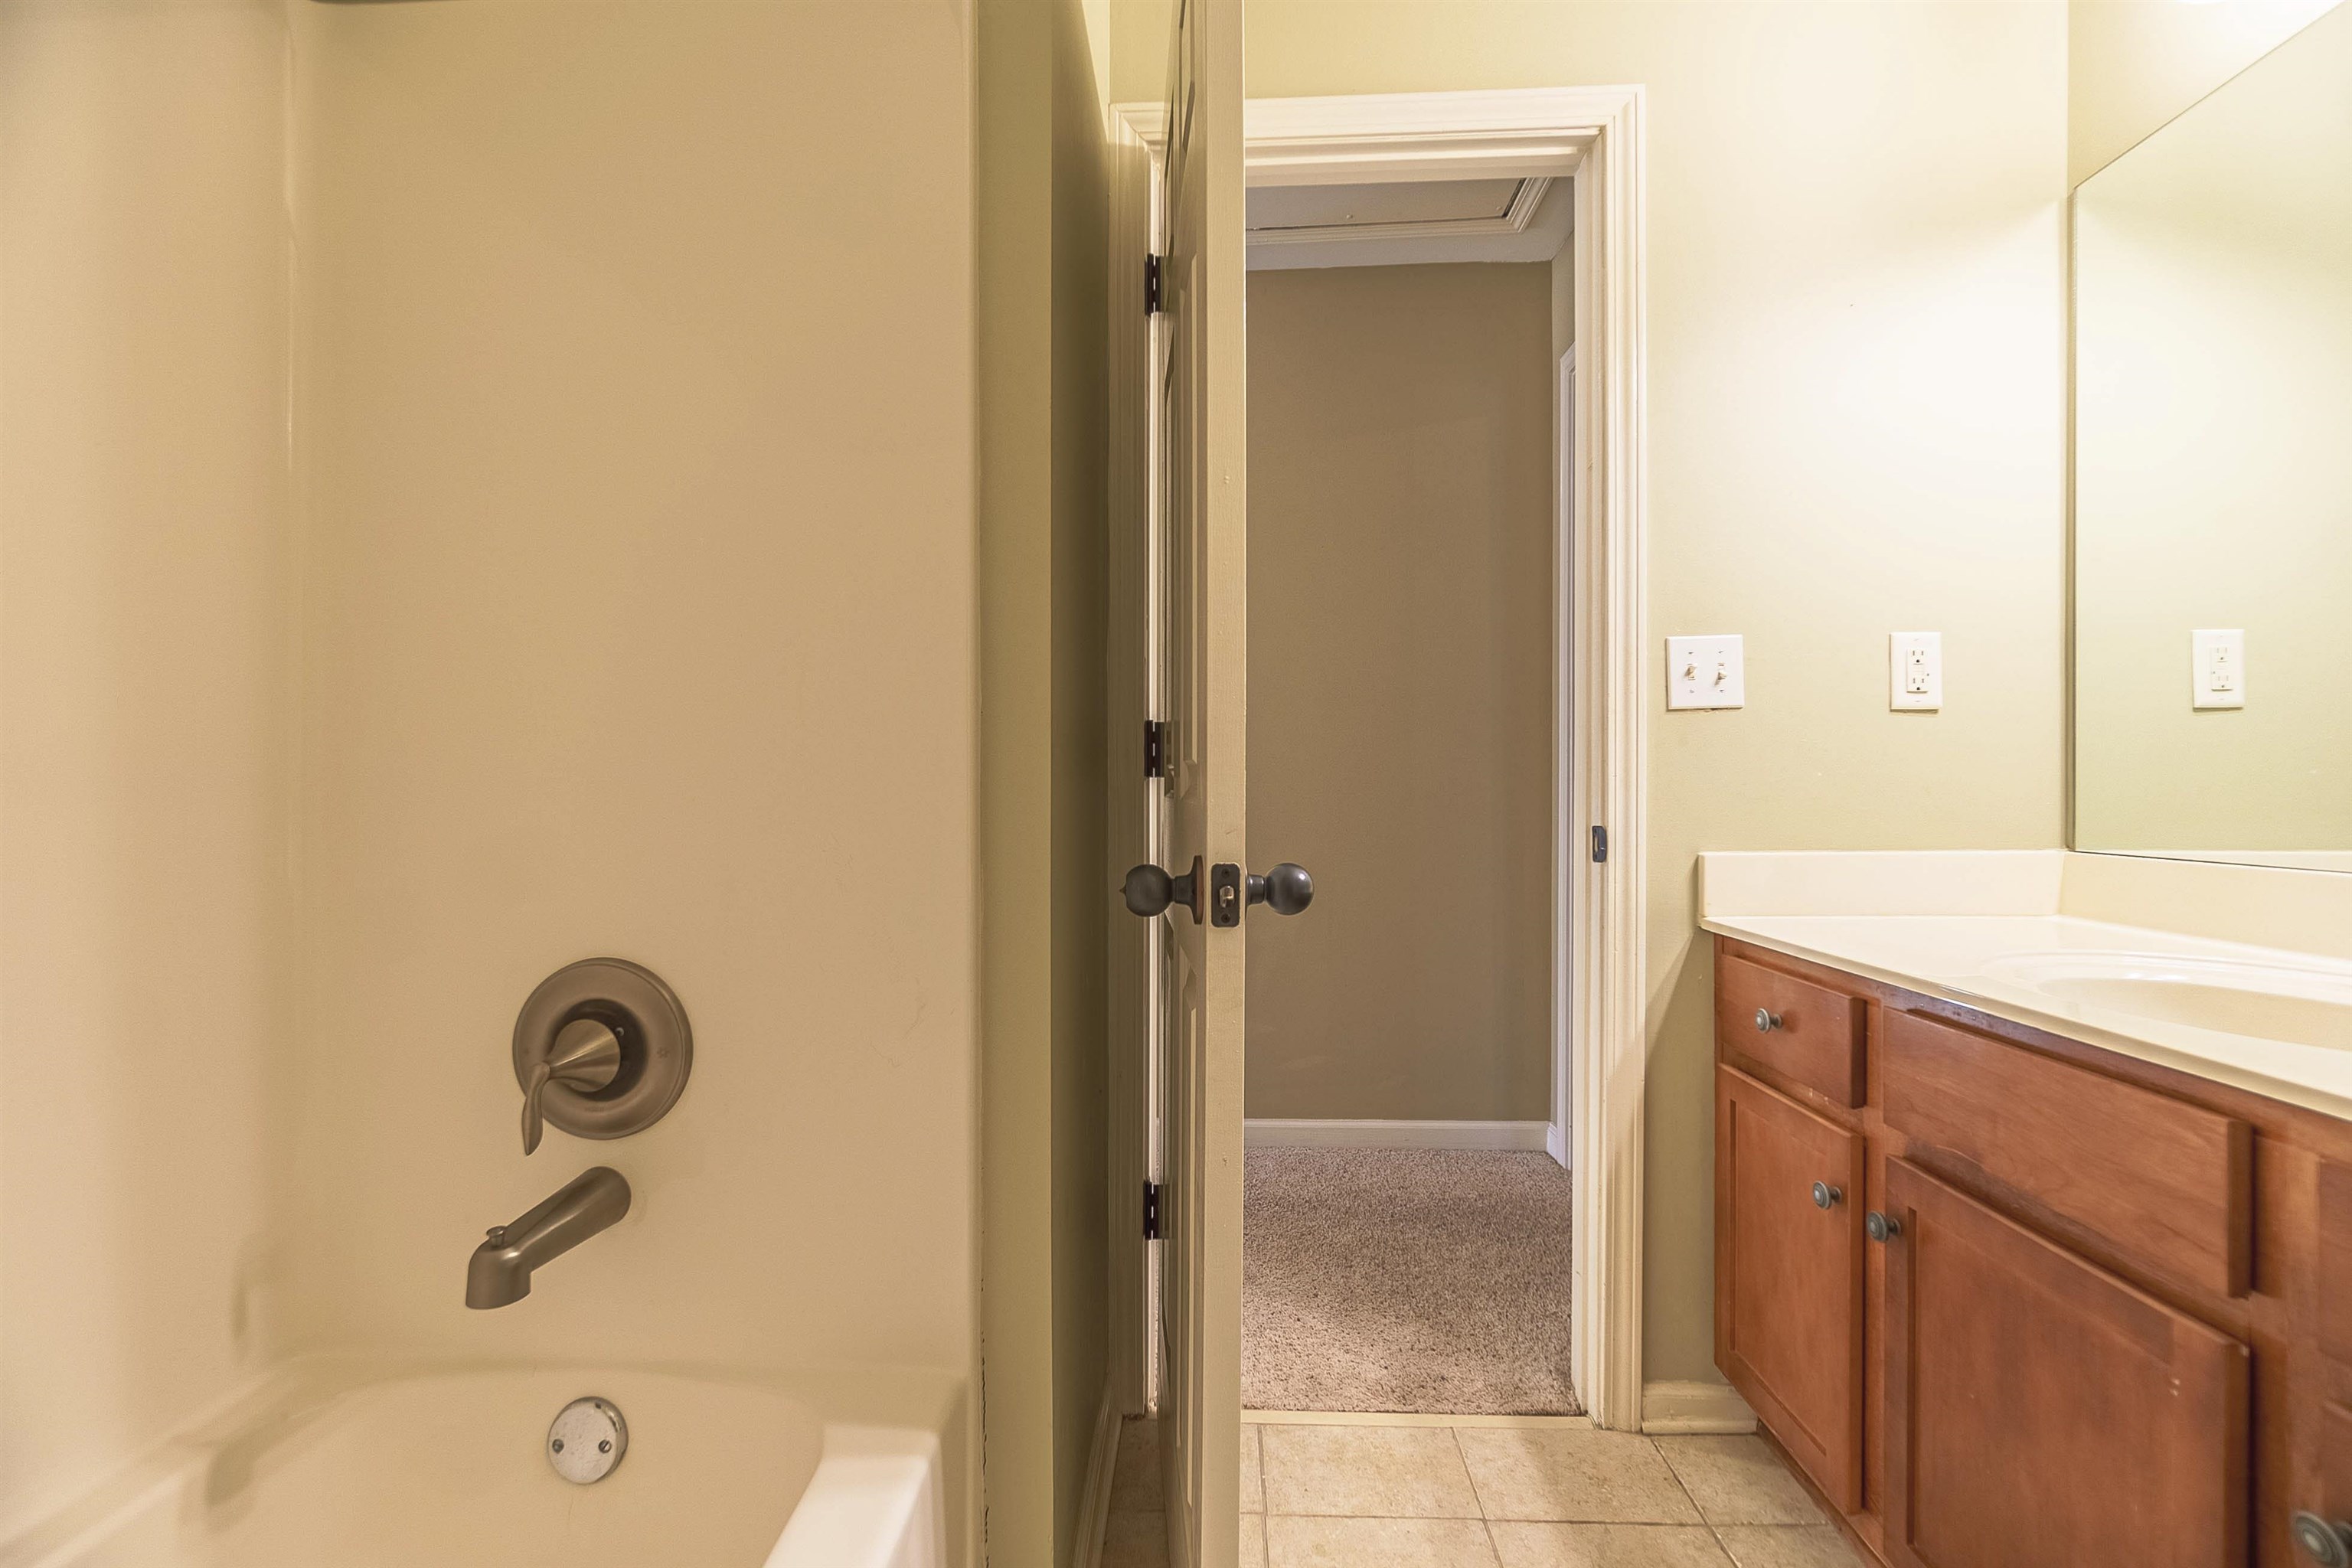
top-left (977, 0), bottom-right (1113, 1560)
top-left (1119, 2), bottom-right (2069, 1389)
top-left (1246, 263), bottom-right (1553, 1124)
top-left (2073, 4), bottom-right (2352, 853)
top-left (283, 0), bottom-right (976, 1398)
top-left (2068, 0), bottom-right (2343, 186)
top-left (0, 0), bottom-right (292, 1534)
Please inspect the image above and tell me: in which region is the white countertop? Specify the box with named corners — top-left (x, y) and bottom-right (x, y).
top-left (1697, 852), bottom-right (2352, 1122)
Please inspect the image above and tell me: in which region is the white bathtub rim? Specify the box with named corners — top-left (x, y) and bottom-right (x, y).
top-left (2, 1355), bottom-right (956, 1568)
top-left (763, 1426), bottom-right (946, 1568)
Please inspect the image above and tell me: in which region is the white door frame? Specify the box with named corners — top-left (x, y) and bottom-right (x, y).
top-left (1111, 85), bottom-right (1650, 1432)
top-left (1552, 342), bottom-right (1577, 1177)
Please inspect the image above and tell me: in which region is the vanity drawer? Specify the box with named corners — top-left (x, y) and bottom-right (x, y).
top-left (1716, 952), bottom-right (1866, 1107)
top-left (1883, 1008), bottom-right (2252, 1298)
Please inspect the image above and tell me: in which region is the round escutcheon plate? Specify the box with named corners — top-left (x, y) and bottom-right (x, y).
top-left (513, 958), bottom-right (692, 1145)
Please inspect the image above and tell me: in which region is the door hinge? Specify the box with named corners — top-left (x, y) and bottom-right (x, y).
top-left (1142, 1181), bottom-right (1163, 1240)
top-left (1145, 253), bottom-right (1165, 315)
top-left (1143, 718), bottom-right (1167, 779)
top-left (1591, 825), bottom-right (1609, 864)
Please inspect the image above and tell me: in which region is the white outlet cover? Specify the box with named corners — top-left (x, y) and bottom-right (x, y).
top-left (2193, 628), bottom-right (2245, 710)
top-left (1889, 632), bottom-right (1942, 711)
top-left (1666, 635), bottom-right (1744, 710)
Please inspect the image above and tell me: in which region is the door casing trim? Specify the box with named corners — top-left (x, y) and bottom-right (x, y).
top-left (1111, 84), bottom-right (1651, 1433)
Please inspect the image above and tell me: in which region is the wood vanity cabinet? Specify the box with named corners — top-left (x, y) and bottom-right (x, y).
top-left (1713, 936), bottom-right (2352, 1568)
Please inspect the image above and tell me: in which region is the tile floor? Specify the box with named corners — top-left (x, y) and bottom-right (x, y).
top-left (1100, 1416), bottom-right (1866, 1568)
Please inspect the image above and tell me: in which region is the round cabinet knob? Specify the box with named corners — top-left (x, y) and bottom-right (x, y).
top-left (1811, 1181), bottom-right (1843, 1210)
top-left (2293, 1511), bottom-right (2352, 1568)
top-left (1866, 1210), bottom-right (1901, 1244)
top-left (1755, 1008), bottom-right (1783, 1033)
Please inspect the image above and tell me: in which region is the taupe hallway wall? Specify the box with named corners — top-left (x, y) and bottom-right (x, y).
top-left (1246, 263), bottom-right (1557, 1125)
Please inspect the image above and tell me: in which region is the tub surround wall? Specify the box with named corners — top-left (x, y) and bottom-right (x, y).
top-left (286, 0), bottom-right (976, 1386)
top-left (0, 0), bottom-right (292, 1535)
top-left (2066, 0), bottom-right (2343, 186)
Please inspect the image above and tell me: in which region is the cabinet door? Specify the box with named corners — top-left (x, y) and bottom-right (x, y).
top-left (1716, 1065), bottom-right (1865, 1511)
top-left (1882, 1158), bottom-right (2249, 1568)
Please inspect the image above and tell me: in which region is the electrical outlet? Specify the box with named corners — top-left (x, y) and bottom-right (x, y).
top-left (1666, 635), bottom-right (1744, 710)
top-left (2193, 629), bottom-right (2245, 710)
top-left (1890, 632), bottom-right (1942, 711)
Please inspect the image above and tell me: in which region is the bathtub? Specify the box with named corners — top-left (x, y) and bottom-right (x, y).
top-left (5, 1361), bottom-right (952, 1568)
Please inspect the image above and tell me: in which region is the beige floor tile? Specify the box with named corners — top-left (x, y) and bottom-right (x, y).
top-left (1243, 1423), bottom-right (1265, 1513)
top-left (1489, 1523), bottom-right (1733, 1568)
top-left (1241, 1513), bottom-right (1269, 1568)
top-left (1261, 1423), bottom-right (1484, 1518)
top-left (1102, 1509), bottom-right (1170, 1568)
top-left (1266, 1514), bottom-right (1501, 1567)
top-left (1651, 1437), bottom-right (1824, 1527)
top-left (1455, 1428), bottom-right (1700, 1524)
top-left (1112, 1418), bottom-right (1164, 1514)
top-left (1716, 1525), bottom-right (1868, 1568)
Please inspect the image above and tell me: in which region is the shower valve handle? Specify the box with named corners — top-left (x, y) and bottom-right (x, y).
top-left (521, 1017), bottom-right (622, 1155)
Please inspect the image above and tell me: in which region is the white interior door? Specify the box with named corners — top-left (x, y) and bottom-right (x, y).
top-left (1153, 2), bottom-right (1246, 1563)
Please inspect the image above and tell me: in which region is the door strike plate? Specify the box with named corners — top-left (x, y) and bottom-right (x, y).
top-left (1209, 862), bottom-right (1244, 927)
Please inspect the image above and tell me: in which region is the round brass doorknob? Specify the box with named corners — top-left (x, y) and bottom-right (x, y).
top-left (2293, 1511), bottom-right (2352, 1568)
top-left (1812, 1181), bottom-right (1842, 1210)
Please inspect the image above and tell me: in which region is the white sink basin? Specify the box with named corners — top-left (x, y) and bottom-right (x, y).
top-left (1980, 951), bottom-right (2352, 1050)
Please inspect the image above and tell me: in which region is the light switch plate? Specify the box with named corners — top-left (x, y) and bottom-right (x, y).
top-left (1666, 635), bottom-right (1744, 710)
top-left (2193, 628), bottom-right (2245, 709)
top-left (1890, 632), bottom-right (1942, 711)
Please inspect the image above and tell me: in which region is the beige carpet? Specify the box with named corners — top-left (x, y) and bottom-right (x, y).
top-left (1242, 1146), bottom-right (1579, 1415)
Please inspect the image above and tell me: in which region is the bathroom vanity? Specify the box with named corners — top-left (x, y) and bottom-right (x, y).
top-left (1708, 13), bottom-right (2352, 1563)
top-left (1701, 855), bottom-right (2352, 1568)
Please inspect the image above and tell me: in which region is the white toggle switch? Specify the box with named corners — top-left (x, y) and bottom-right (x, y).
top-left (1666, 635), bottom-right (1744, 710)
top-left (1889, 632), bottom-right (1942, 711)
top-left (2193, 629), bottom-right (2245, 710)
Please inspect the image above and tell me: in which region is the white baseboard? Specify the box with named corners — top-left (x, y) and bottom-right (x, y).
top-left (1073, 1381), bottom-right (1120, 1568)
top-left (1641, 1380), bottom-right (1757, 1436)
top-left (1544, 1120), bottom-right (1567, 1168)
top-left (1244, 1119), bottom-right (1550, 1152)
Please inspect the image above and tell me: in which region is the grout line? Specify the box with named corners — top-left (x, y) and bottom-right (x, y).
top-left (1648, 1435), bottom-right (1730, 1559)
top-left (1451, 1425), bottom-right (1495, 1523)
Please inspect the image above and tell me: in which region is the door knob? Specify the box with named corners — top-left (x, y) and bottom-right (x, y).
top-left (2293, 1512), bottom-right (2352, 1568)
top-left (1247, 863), bottom-right (1314, 916)
top-left (1123, 858), bottom-right (1201, 921)
top-left (1867, 1210), bottom-right (1901, 1243)
top-left (1812, 1181), bottom-right (1843, 1210)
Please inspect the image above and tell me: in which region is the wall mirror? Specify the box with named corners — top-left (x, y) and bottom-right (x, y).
top-left (2071, 4), bottom-right (2352, 872)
